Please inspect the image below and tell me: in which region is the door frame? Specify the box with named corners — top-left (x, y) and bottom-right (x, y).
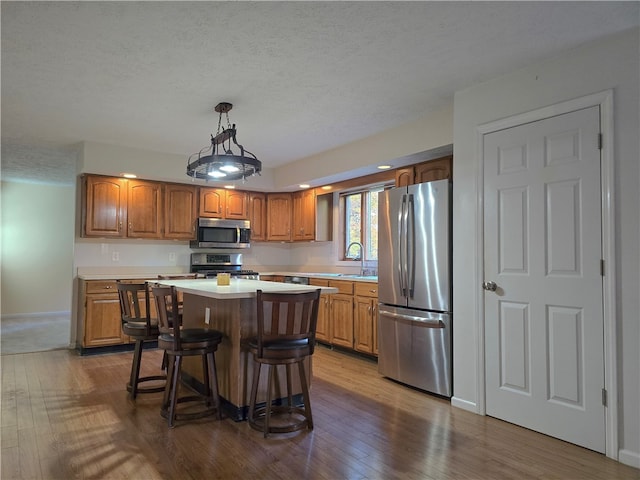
top-left (474, 90), bottom-right (617, 459)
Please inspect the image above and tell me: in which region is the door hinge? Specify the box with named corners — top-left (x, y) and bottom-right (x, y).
top-left (601, 259), bottom-right (605, 276)
top-left (598, 133), bottom-right (603, 150)
top-left (602, 388), bottom-right (607, 407)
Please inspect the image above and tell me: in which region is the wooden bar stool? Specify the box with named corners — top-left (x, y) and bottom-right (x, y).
top-left (246, 289), bottom-right (321, 437)
top-left (116, 282), bottom-right (166, 399)
top-left (151, 285), bottom-right (223, 428)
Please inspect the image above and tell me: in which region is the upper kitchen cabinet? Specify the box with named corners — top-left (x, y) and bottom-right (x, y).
top-left (127, 180), bottom-right (163, 238)
top-left (83, 175), bottom-right (127, 237)
top-left (266, 193), bottom-right (292, 241)
top-left (82, 174), bottom-right (195, 240)
top-left (292, 189), bottom-right (316, 241)
top-left (164, 183), bottom-right (197, 240)
top-left (199, 187), bottom-right (249, 219)
top-left (248, 192), bottom-right (267, 241)
top-left (395, 155), bottom-right (453, 186)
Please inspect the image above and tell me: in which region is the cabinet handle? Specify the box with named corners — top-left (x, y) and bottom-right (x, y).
top-left (104, 285), bottom-right (112, 289)
top-left (370, 289), bottom-right (377, 294)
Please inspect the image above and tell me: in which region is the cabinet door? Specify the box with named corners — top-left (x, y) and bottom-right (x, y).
top-left (226, 190), bottom-right (249, 219)
top-left (199, 188), bottom-right (226, 218)
top-left (395, 167), bottom-right (414, 187)
top-left (292, 190), bottom-right (316, 241)
top-left (354, 296), bottom-right (375, 354)
top-left (164, 184), bottom-right (197, 239)
top-left (414, 156), bottom-right (452, 183)
top-left (127, 180), bottom-right (163, 238)
top-left (83, 175), bottom-right (127, 237)
top-left (249, 192), bottom-right (266, 241)
top-left (330, 293), bottom-right (354, 349)
top-left (316, 294), bottom-right (331, 342)
top-left (310, 278), bottom-right (331, 342)
top-left (84, 294), bottom-right (124, 347)
top-left (266, 193), bottom-right (292, 241)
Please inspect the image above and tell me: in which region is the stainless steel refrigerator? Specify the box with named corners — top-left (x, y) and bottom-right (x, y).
top-left (377, 179), bottom-right (452, 397)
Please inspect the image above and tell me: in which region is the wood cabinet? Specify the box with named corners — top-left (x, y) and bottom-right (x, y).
top-left (309, 278), bottom-right (331, 342)
top-left (82, 175), bottom-right (195, 240)
top-left (248, 192), bottom-right (267, 241)
top-left (79, 279), bottom-right (158, 350)
top-left (83, 175), bottom-right (127, 237)
top-left (199, 188), bottom-right (249, 219)
top-left (292, 189), bottom-right (316, 241)
top-left (266, 193), bottom-right (292, 241)
top-left (164, 183), bottom-right (197, 239)
top-left (395, 155), bottom-right (452, 187)
top-left (81, 280), bottom-right (126, 347)
top-left (127, 180), bottom-right (163, 238)
top-left (354, 282), bottom-right (379, 356)
top-left (327, 280), bottom-right (355, 349)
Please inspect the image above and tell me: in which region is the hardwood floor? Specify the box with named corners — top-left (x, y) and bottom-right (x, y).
top-left (1, 345), bottom-right (637, 479)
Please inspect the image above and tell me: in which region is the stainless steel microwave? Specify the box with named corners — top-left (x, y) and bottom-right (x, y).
top-left (190, 218), bottom-right (251, 249)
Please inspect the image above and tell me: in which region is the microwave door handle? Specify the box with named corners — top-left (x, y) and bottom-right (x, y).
top-left (236, 226), bottom-right (240, 244)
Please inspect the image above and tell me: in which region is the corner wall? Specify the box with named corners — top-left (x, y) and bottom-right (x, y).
top-left (452, 28), bottom-right (639, 466)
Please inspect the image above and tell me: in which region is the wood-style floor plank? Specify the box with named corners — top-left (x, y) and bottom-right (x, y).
top-left (1, 346), bottom-right (638, 479)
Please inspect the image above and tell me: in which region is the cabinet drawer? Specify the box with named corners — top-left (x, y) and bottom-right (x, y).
top-left (85, 280), bottom-right (118, 294)
top-left (328, 280), bottom-right (354, 295)
top-left (309, 278), bottom-right (329, 287)
top-left (354, 282), bottom-right (378, 298)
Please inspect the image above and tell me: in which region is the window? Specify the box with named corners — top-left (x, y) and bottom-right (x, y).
top-left (341, 185), bottom-right (386, 261)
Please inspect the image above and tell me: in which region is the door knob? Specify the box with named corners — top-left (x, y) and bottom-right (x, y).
top-left (482, 281), bottom-right (497, 292)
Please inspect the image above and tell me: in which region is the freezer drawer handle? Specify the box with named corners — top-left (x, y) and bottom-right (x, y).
top-left (381, 310), bottom-right (445, 328)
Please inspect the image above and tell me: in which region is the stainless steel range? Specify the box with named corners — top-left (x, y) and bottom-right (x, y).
top-left (190, 252), bottom-right (259, 279)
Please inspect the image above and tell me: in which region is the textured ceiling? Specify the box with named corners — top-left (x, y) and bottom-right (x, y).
top-left (1, 1), bottom-right (638, 185)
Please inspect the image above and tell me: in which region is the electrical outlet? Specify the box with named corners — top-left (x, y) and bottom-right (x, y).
top-left (205, 307), bottom-right (210, 324)
top-left (112, 251), bottom-right (119, 262)
top-left (101, 243), bottom-right (109, 255)
top-left (169, 252), bottom-right (176, 262)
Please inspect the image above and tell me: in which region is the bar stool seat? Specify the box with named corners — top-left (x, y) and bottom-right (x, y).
top-left (152, 285), bottom-right (223, 428)
top-left (246, 289), bottom-right (321, 437)
top-left (117, 282), bottom-right (166, 399)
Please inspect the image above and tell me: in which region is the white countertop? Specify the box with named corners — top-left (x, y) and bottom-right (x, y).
top-left (153, 278), bottom-right (338, 299)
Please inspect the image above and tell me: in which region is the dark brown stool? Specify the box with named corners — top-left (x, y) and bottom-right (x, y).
top-left (116, 282), bottom-right (166, 399)
top-left (151, 285), bottom-right (223, 428)
top-left (246, 289), bottom-right (321, 437)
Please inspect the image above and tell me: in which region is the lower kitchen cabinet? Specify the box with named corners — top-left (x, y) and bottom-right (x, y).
top-left (309, 278), bottom-right (331, 342)
top-left (81, 280), bottom-right (126, 347)
top-left (354, 282), bottom-right (379, 356)
top-left (78, 279), bottom-right (157, 350)
top-left (330, 292), bottom-right (354, 348)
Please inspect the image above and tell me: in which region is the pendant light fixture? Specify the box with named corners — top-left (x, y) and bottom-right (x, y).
top-left (187, 102), bottom-right (261, 182)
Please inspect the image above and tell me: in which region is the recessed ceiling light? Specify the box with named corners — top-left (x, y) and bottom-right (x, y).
top-left (299, 184), bottom-right (310, 189)
top-left (122, 173), bottom-right (137, 178)
top-left (377, 165), bottom-right (392, 170)
top-left (224, 185), bottom-right (236, 189)
top-left (321, 185), bottom-right (332, 190)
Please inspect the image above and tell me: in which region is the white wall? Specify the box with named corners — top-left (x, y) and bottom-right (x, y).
top-left (452, 28), bottom-right (639, 466)
top-left (1, 181), bottom-right (75, 316)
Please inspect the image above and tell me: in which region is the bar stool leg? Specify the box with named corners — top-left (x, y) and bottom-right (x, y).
top-left (168, 356), bottom-right (182, 428)
top-left (298, 360), bottom-right (313, 430)
top-left (128, 339), bottom-right (144, 399)
top-left (249, 362), bottom-right (261, 423)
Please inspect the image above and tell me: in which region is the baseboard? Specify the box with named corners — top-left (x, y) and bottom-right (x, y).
top-left (618, 448), bottom-right (640, 468)
top-left (1, 311), bottom-right (71, 320)
top-left (451, 396), bottom-right (478, 413)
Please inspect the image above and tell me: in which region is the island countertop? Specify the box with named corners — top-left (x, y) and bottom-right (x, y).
top-left (154, 278), bottom-right (338, 299)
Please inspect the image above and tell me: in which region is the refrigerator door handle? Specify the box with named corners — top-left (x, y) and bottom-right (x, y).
top-left (407, 193), bottom-right (415, 298)
top-left (399, 194), bottom-right (408, 296)
top-left (380, 310), bottom-right (445, 328)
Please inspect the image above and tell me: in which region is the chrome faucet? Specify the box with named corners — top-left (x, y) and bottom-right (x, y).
top-left (346, 241), bottom-right (365, 276)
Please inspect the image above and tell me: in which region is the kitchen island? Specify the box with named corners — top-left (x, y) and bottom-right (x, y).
top-left (154, 278), bottom-right (337, 420)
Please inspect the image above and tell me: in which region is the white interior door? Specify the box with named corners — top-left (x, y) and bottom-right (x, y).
top-left (483, 106), bottom-right (605, 453)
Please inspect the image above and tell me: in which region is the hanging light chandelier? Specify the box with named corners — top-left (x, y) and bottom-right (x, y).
top-left (186, 102), bottom-right (261, 182)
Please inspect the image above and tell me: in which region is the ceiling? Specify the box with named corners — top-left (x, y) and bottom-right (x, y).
top-left (2, 1), bottom-right (638, 185)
